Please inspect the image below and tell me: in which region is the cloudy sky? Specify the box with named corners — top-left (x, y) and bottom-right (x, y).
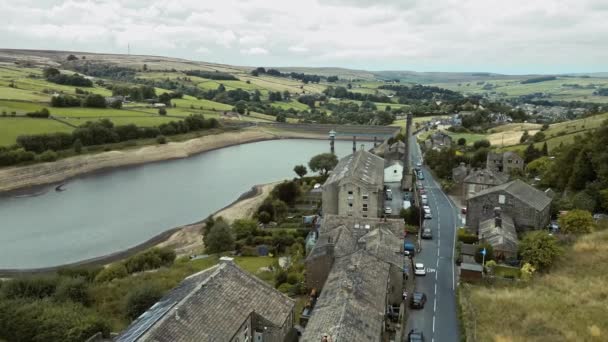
top-left (1, 0), bottom-right (607, 74)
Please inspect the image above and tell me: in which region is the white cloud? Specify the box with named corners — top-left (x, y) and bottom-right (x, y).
top-left (240, 47), bottom-right (269, 55)
top-left (0, 0), bottom-right (605, 73)
top-left (288, 46), bottom-right (309, 53)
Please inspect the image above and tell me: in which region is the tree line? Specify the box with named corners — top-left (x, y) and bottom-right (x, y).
top-left (43, 67), bottom-right (93, 87)
top-left (183, 70), bottom-right (238, 80)
top-left (322, 86), bottom-right (392, 103)
top-left (251, 67), bottom-right (338, 84)
top-left (378, 84), bottom-right (465, 103)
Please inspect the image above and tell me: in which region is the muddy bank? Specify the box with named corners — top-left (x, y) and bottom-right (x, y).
top-left (0, 182), bottom-right (273, 277)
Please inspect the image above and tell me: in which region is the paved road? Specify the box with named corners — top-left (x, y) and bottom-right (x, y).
top-left (405, 135), bottom-right (460, 342)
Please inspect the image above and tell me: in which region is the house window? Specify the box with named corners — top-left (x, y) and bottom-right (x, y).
top-left (507, 159), bottom-right (512, 164)
top-left (362, 194), bottom-right (369, 200)
top-left (363, 203), bottom-right (368, 208)
top-left (348, 203), bottom-right (353, 207)
top-left (348, 191), bottom-right (353, 195)
top-left (362, 207), bottom-right (368, 212)
top-left (498, 195), bottom-right (506, 204)
top-left (363, 214), bottom-right (368, 218)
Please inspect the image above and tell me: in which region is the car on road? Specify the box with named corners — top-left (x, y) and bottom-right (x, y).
top-left (417, 171), bottom-right (425, 180)
top-left (403, 192), bottom-right (412, 201)
top-left (408, 329), bottom-right (424, 342)
top-left (409, 292), bottom-right (427, 309)
top-left (414, 263), bottom-right (426, 276)
top-left (419, 188), bottom-right (426, 195)
top-left (424, 212), bottom-right (432, 219)
top-left (403, 200), bottom-right (411, 210)
top-left (384, 207), bottom-right (392, 215)
top-left (421, 228), bottom-right (432, 239)
top-left (461, 207), bottom-right (467, 214)
top-left (416, 162), bottom-right (422, 168)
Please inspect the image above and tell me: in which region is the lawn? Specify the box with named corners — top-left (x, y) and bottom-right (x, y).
top-left (0, 86), bottom-right (50, 101)
top-left (270, 99), bottom-right (311, 111)
top-left (445, 132), bottom-right (488, 146)
top-left (460, 229), bottom-right (608, 342)
top-left (0, 117), bottom-right (73, 146)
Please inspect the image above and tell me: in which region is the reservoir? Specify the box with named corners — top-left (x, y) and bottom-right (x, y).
top-left (0, 139), bottom-right (365, 269)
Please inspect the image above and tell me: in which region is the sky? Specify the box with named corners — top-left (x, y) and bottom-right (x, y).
top-left (0, 0), bottom-right (607, 74)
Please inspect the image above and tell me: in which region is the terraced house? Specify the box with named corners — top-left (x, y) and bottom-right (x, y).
top-left (117, 258), bottom-right (296, 342)
top-left (321, 149), bottom-right (385, 218)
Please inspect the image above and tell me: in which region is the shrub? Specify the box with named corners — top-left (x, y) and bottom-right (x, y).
top-left (457, 228), bottom-right (478, 244)
top-left (56, 266), bottom-right (103, 282)
top-left (518, 231), bottom-right (561, 271)
top-left (74, 138), bottom-right (83, 153)
top-left (94, 263), bottom-right (128, 282)
top-left (558, 209), bottom-right (595, 234)
top-left (156, 135), bottom-right (167, 144)
top-left (37, 150), bottom-right (58, 162)
top-left (124, 248), bottom-right (176, 274)
top-left (158, 108), bottom-right (167, 115)
top-left (0, 276), bottom-right (59, 299)
top-left (259, 211), bottom-right (272, 224)
top-left (54, 277), bottom-right (90, 306)
top-left (287, 272), bottom-right (302, 285)
top-left (125, 284), bottom-right (164, 319)
top-left (473, 139), bottom-right (491, 150)
top-left (277, 283), bottom-right (293, 294)
top-left (274, 270), bottom-right (288, 288)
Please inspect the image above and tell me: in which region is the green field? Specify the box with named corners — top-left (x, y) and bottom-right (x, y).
top-left (432, 76), bottom-right (608, 103)
top-left (0, 117), bottom-right (73, 146)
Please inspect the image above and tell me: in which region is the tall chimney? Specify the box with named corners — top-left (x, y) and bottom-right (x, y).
top-left (402, 113), bottom-right (413, 180)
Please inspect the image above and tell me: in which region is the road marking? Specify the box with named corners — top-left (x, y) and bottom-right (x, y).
top-left (437, 249), bottom-right (440, 257)
top-left (432, 315), bottom-right (436, 332)
top-left (435, 272), bottom-right (438, 280)
top-left (434, 283), bottom-right (437, 295)
top-left (434, 297), bottom-right (437, 311)
top-left (436, 259), bottom-right (439, 268)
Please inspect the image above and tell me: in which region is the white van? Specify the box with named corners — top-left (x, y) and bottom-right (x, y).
top-left (403, 200), bottom-right (411, 210)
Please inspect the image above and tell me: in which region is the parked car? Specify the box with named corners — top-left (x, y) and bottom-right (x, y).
top-left (385, 188), bottom-right (393, 200)
top-left (417, 171), bottom-right (425, 180)
top-left (422, 228), bottom-right (432, 239)
top-left (419, 189), bottom-right (426, 195)
top-left (424, 211), bottom-right (432, 220)
top-left (385, 207), bottom-right (393, 215)
top-left (404, 242), bottom-right (416, 256)
top-left (414, 263), bottom-right (426, 276)
top-left (461, 207), bottom-right (467, 214)
top-left (410, 292), bottom-right (427, 309)
top-left (403, 192), bottom-right (412, 201)
top-left (408, 329), bottom-right (424, 342)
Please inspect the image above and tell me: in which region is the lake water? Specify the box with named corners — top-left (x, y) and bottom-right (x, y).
top-left (0, 139), bottom-right (364, 269)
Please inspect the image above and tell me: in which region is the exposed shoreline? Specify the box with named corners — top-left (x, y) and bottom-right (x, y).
top-left (0, 181), bottom-right (276, 277)
top-left (0, 126), bottom-right (377, 196)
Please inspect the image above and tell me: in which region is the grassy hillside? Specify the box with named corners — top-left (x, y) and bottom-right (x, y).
top-left (460, 229), bottom-right (608, 342)
top-left (432, 76), bottom-right (608, 103)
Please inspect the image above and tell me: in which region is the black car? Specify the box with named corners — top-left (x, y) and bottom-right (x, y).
top-left (421, 228), bottom-right (432, 239)
top-left (408, 329), bottom-right (424, 341)
top-left (409, 292), bottom-right (427, 309)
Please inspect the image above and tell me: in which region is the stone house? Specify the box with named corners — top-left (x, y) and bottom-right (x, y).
top-left (462, 169), bottom-right (509, 199)
top-left (478, 210), bottom-right (518, 260)
top-left (384, 160), bottom-right (404, 183)
top-left (424, 131), bottom-right (452, 150)
top-left (117, 258), bottom-right (296, 342)
top-left (452, 162), bottom-right (469, 184)
top-left (486, 151), bottom-right (524, 175)
top-left (384, 140), bottom-right (406, 161)
top-left (322, 149), bottom-right (385, 218)
top-left (466, 179), bottom-right (552, 232)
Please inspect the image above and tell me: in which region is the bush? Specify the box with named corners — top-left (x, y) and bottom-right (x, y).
top-left (274, 270), bottom-right (288, 288)
top-left (156, 134), bottom-right (167, 144)
top-left (457, 228), bottom-right (478, 244)
top-left (558, 209), bottom-right (595, 234)
top-left (473, 139), bottom-right (491, 150)
top-left (83, 94), bottom-right (107, 108)
top-left (1, 276), bottom-right (59, 299)
top-left (474, 243), bottom-right (494, 263)
top-left (287, 272), bottom-right (302, 285)
top-left (125, 284), bottom-right (164, 319)
top-left (518, 231), bottom-right (561, 271)
top-left (158, 108), bottom-right (167, 115)
top-left (277, 283), bottom-right (293, 294)
top-left (73, 138), bottom-right (83, 153)
top-left (25, 107), bottom-right (50, 118)
top-left (124, 248), bottom-right (176, 274)
top-left (259, 211), bottom-right (272, 224)
top-left (94, 263), bottom-right (128, 282)
top-left (54, 277), bottom-right (90, 306)
top-left (37, 150), bottom-right (58, 162)
top-left (56, 266), bottom-right (102, 282)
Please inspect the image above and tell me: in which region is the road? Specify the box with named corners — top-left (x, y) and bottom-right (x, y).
top-left (405, 135), bottom-right (460, 342)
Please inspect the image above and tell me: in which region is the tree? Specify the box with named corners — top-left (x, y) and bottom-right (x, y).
top-left (232, 219), bottom-right (258, 240)
top-left (258, 211), bottom-right (271, 224)
top-left (218, 83), bottom-right (226, 92)
top-left (275, 181), bottom-right (300, 205)
top-left (66, 54), bottom-right (78, 61)
top-left (125, 284), bottom-right (163, 319)
top-left (520, 130), bottom-right (530, 143)
top-left (400, 206), bottom-right (419, 226)
top-left (558, 209), bottom-right (595, 234)
top-left (55, 277), bottom-right (90, 306)
top-left (294, 164), bottom-right (307, 178)
top-left (276, 114), bottom-right (286, 122)
top-left (109, 99), bottom-right (122, 109)
top-left (308, 153), bottom-right (338, 175)
top-left (600, 189), bottom-right (608, 211)
top-left (273, 200), bottom-right (289, 221)
top-left (43, 67), bottom-right (60, 78)
top-left (533, 131), bottom-right (546, 142)
top-left (158, 108), bottom-right (167, 116)
top-left (143, 63), bottom-right (148, 71)
top-left (541, 142), bottom-right (549, 156)
top-left (457, 137), bottom-right (466, 146)
top-left (518, 231), bottom-right (561, 270)
top-left (83, 94), bottom-right (106, 108)
top-left (205, 220), bottom-right (235, 253)
top-left (572, 191), bottom-right (597, 212)
top-left (524, 144), bottom-right (542, 163)
top-left (473, 139), bottom-right (491, 150)
top-left (73, 138), bottom-right (83, 154)
top-left (234, 100), bottom-right (247, 114)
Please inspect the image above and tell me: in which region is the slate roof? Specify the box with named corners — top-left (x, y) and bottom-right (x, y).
top-left (300, 250), bottom-right (390, 342)
top-left (468, 179), bottom-right (552, 211)
top-left (357, 227), bottom-right (403, 267)
top-left (324, 149), bottom-right (384, 187)
top-left (479, 215), bottom-right (518, 252)
top-left (307, 225), bottom-right (358, 261)
top-left (116, 260), bottom-right (294, 342)
top-left (463, 169), bottom-right (509, 186)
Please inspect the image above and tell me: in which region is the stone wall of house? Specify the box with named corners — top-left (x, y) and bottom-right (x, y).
top-left (387, 265), bottom-right (404, 305)
top-left (466, 191), bottom-right (549, 231)
top-left (321, 183), bottom-right (339, 216)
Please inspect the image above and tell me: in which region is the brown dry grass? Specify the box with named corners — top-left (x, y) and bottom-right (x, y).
top-left (461, 230), bottom-right (608, 342)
